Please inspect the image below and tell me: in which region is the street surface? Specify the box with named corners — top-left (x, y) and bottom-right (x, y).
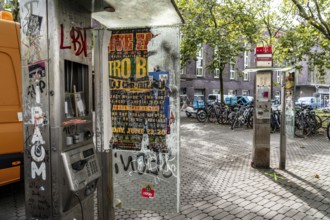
top-left (1, 113), bottom-right (330, 219)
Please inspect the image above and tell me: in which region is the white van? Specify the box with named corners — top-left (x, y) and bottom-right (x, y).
top-left (207, 94), bottom-right (222, 105)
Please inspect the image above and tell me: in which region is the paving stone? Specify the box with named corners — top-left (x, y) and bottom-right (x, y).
top-left (191, 213), bottom-right (208, 220)
top-left (229, 207), bottom-right (244, 215)
top-left (264, 210), bottom-right (279, 219)
top-left (285, 209), bottom-right (299, 217)
top-left (203, 206), bottom-right (218, 213)
top-left (242, 212), bottom-right (257, 220)
top-left (171, 215), bottom-right (188, 220)
top-left (236, 210), bottom-right (250, 218)
top-left (292, 212), bottom-right (307, 220)
top-left (213, 211), bottom-right (229, 219)
top-left (271, 203), bottom-right (284, 211)
top-left (208, 208), bottom-right (225, 217)
top-left (273, 214), bottom-right (286, 220)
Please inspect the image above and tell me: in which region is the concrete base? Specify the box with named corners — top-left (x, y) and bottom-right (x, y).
top-left (252, 147), bottom-right (270, 169)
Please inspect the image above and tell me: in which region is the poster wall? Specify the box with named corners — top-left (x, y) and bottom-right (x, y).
top-left (109, 28), bottom-right (180, 213)
top-left (284, 72), bottom-right (295, 138)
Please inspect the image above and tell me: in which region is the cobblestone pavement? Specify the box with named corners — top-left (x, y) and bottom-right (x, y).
top-left (1, 113), bottom-right (330, 220)
top-left (115, 114), bottom-right (330, 220)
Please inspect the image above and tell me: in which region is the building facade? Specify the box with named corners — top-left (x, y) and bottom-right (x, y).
top-left (180, 44), bottom-right (282, 103)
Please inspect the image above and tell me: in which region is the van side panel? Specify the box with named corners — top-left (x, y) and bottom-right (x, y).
top-left (0, 20), bottom-right (23, 186)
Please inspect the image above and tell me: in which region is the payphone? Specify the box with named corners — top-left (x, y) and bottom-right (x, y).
top-left (255, 72), bottom-right (272, 120)
top-left (62, 144), bottom-right (101, 192)
top-left (60, 60), bottom-right (101, 214)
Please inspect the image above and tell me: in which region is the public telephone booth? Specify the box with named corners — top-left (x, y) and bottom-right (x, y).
top-left (20, 0), bottom-right (183, 219)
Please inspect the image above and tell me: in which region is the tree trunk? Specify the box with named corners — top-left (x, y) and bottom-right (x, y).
top-left (219, 68), bottom-right (224, 104)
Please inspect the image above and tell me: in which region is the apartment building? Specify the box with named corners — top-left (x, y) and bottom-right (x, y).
top-left (180, 44), bottom-right (281, 103)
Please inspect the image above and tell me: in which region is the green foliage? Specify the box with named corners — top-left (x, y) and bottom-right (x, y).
top-left (177, 0), bottom-right (259, 102)
top-left (177, 0), bottom-right (330, 86)
top-left (0, 0), bottom-right (19, 22)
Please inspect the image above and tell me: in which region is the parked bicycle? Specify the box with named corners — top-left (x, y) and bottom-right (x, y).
top-left (231, 104), bottom-right (254, 130)
top-left (294, 104), bottom-right (322, 138)
top-left (270, 108), bottom-right (281, 133)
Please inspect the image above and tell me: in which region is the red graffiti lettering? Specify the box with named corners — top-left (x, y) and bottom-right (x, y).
top-left (60, 24), bottom-right (71, 49)
top-left (60, 24), bottom-right (87, 57)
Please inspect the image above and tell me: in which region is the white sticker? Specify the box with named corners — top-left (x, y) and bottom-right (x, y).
top-left (35, 85), bottom-right (41, 104)
top-left (31, 107), bottom-right (43, 124)
top-left (17, 112), bottom-right (23, 121)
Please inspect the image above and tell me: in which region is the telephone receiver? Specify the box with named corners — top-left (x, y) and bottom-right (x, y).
top-left (71, 159), bottom-right (87, 171)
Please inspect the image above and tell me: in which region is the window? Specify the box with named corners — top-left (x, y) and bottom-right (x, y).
top-left (244, 50), bottom-right (249, 69)
top-left (212, 89), bottom-right (220, 94)
top-left (230, 63), bottom-right (235, 80)
top-left (196, 44), bottom-right (204, 77)
top-left (242, 90), bottom-right (249, 96)
top-left (228, 90), bottom-right (234, 95)
top-left (243, 71), bottom-right (249, 81)
top-left (214, 68), bottom-right (219, 78)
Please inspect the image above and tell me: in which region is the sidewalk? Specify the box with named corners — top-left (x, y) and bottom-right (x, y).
top-left (115, 114), bottom-right (330, 220)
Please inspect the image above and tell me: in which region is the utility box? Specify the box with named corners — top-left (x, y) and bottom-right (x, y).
top-left (21, 0), bottom-right (98, 219)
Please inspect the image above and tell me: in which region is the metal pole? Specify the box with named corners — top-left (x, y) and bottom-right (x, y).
top-left (279, 71), bottom-right (286, 170)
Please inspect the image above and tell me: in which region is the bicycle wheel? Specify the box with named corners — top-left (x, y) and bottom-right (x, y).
top-left (303, 118), bottom-right (313, 136)
top-left (315, 115), bottom-right (322, 130)
top-left (196, 109), bottom-right (207, 123)
top-left (231, 117), bottom-right (241, 130)
top-left (294, 115), bottom-right (304, 138)
top-left (208, 108), bottom-right (217, 123)
top-left (327, 122), bottom-right (330, 140)
top-left (247, 115), bottom-right (253, 128)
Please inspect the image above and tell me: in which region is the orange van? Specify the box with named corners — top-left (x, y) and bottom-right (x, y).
top-left (0, 11), bottom-right (23, 186)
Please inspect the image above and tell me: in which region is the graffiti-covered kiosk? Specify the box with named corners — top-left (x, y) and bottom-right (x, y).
top-left (20, 0), bottom-right (183, 219)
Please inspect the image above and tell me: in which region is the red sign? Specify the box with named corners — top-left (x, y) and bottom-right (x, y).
top-left (141, 187), bottom-right (155, 198)
top-left (256, 46), bottom-right (272, 54)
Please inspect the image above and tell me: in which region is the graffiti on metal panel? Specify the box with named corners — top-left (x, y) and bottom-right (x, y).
top-left (109, 29), bottom-right (172, 153)
top-left (21, 0), bottom-right (43, 63)
top-left (24, 61), bottom-right (48, 182)
top-left (60, 24), bottom-right (88, 57)
top-left (114, 152), bottom-right (177, 184)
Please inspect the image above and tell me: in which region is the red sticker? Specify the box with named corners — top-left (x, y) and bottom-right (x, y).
top-left (141, 187), bottom-right (155, 198)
